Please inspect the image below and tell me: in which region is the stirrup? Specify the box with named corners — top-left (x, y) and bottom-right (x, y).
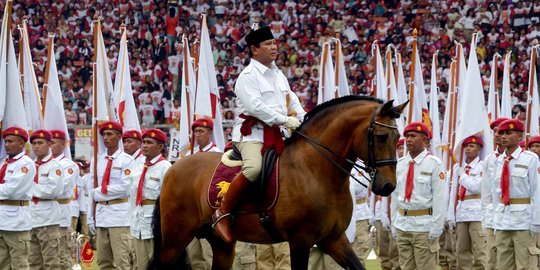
top-left (211, 211), bottom-right (234, 229)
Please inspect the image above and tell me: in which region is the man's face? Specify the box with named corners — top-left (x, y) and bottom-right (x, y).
top-left (529, 142), bottom-right (540, 157)
top-left (102, 130), bottom-right (121, 149)
top-left (499, 130), bottom-right (522, 149)
top-left (32, 139), bottom-right (51, 159)
top-left (404, 132), bottom-right (426, 154)
top-left (252, 39), bottom-right (277, 64)
top-left (50, 139), bottom-right (66, 157)
top-left (142, 138), bottom-right (163, 159)
top-left (123, 137), bottom-right (141, 156)
top-left (464, 143), bottom-right (481, 160)
top-left (4, 135), bottom-right (25, 156)
top-left (397, 145), bottom-right (405, 158)
top-left (493, 127), bottom-right (501, 146)
top-left (194, 127), bottom-right (212, 147)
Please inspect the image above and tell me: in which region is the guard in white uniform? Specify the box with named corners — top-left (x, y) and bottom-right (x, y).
top-left (50, 129), bottom-right (79, 269)
top-left (0, 127), bottom-right (35, 270)
top-left (491, 119), bottom-right (540, 270)
top-left (28, 130), bottom-right (64, 269)
top-left (88, 121), bottom-right (134, 270)
top-left (481, 117), bottom-right (508, 270)
top-left (527, 135), bottom-right (540, 267)
top-left (391, 122), bottom-right (446, 270)
top-left (130, 129), bottom-right (172, 269)
top-left (446, 136), bottom-right (486, 269)
top-left (351, 160), bottom-right (373, 264)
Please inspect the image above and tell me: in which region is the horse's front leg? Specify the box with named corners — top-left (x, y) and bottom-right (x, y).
top-left (317, 233), bottom-right (366, 270)
top-left (288, 241), bottom-right (312, 269)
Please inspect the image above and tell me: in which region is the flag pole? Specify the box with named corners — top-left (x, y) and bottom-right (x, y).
top-left (92, 15), bottom-right (99, 226)
top-left (42, 34), bottom-right (54, 118)
top-left (446, 60), bottom-right (456, 171)
top-left (321, 37), bottom-right (329, 102)
top-left (334, 34), bottom-right (340, 98)
top-left (386, 48), bottom-right (392, 100)
top-left (494, 54), bottom-right (499, 119)
top-left (407, 29), bottom-right (418, 124)
top-left (525, 46), bottom-right (537, 146)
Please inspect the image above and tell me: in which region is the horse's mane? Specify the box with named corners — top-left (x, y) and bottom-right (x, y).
top-left (286, 95), bottom-right (383, 143)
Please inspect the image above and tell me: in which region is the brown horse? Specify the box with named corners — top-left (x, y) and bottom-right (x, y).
top-left (149, 96), bottom-right (407, 270)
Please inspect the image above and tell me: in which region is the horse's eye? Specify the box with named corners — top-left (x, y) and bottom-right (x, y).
top-left (377, 134), bottom-right (388, 142)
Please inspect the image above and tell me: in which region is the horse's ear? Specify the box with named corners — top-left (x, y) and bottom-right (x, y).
top-left (392, 100), bottom-right (410, 117)
top-left (380, 99), bottom-right (402, 119)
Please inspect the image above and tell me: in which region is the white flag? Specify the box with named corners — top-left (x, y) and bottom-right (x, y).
top-left (527, 48), bottom-right (540, 136)
top-left (20, 22), bottom-right (44, 132)
top-left (429, 53), bottom-right (442, 158)
top-left (43, 35), bottom-right (71, 158)
top-left (486, 55), bottom-right (501, 123)
top-left (317, 39), bottom-right (335, 103)
top-left (500, 53), bottom-right (513, 118)
top-left (408, 45), bottom-right (429, 127)
top-left (372, 42), bottom-right (387, 101)
top-left (335, 40), bottom-right (350, 97)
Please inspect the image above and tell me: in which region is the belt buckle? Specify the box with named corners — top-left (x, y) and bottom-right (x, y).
top-left (428, 208), bottom-right (433, 215)
top-left (19, 201), bottom-right (24, 206)
top-left (105, 201), bottom-right (111, 206)
top-left (403, 209), bottom-right (408, 216)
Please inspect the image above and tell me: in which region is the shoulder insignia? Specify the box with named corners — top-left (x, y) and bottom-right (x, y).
top-left (56, 169), bottom-right (62, 176)
top-left (67, 168), bottom-right (74, 175)
top-left (21, 167), bottom-right (28, 173)
top-left (439, 172), bottom-right (445, 180)
top-left (124, 169), bottom-right (131, 176)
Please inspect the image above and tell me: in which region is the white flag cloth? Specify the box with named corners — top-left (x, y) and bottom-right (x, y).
top-left (196, 15), bottom-right (224, 150)
top-left (429, 54), bottom-right (442, 158)
top-left (335, 40), bottom-right (350, 97)
top-left (500, 53), bottom-right (513, 118)
top-left (114, 28), bottom-right (140, 133)
top-left (386, 49), bottom-right (403, 134)
top-left (317, 40), bottom-right (335, 103)
top-left (486, 55), bottom-right (500, 123)
top-left (372, 43), bottom-right (387, 101)
top-left (20, 22), bottom-right (44, 132)
top-left (527, 49), bottom-right (540, 136)
top-left (408, 45), bottom-right (429, 126)
top-left (0, 4), bottom-right (28, 159)
top-left (394, 52), bottom-right (407, 135)
top-left (453, 35), bottom-right (493, 161)
top-left (43, 35), bottom-right (71, 158)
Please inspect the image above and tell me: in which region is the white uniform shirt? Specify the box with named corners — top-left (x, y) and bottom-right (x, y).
top-left (351, 163), bottom-right (372, 222)
top-left (79, 174), bottom-right (90, 213)
top-left (130, 155), bottom-right (172, 240)
top-left (0, 151), bottom-right (35, 231)
top-left (191, 143), bottom-right (221, 154)
top-left (447, 157), bottom-right (484, 223)
top-left (481, 150), bottom-right (500, 229)
top-left (55, 153), bottom-right (79, 227)
top-left (88, 149), bottom-right (133, 228)
top-left (232, 59), bottom-right (305, 142)
top-left (492, 147), bottom-right (540, 230)
top-left (31, 154), bottom-right (64, 228)
top-left (391, 149), bottom-right (446, 237)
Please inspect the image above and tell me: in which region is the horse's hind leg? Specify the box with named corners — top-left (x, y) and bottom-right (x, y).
top-left (207, 234), bottom-right (235, 270)
top-left (317, 233), bottom-right (366, 270)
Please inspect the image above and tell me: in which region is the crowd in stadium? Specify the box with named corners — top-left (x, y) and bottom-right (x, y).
top-left (7, 0), bottom-right (540, 135)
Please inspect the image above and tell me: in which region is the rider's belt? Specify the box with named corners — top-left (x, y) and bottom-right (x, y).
top-left (57, 199), bottom-right (71, 204)
top-left (98, 198), bottom-right (129, 205)
top-left (0, 200), bottom-right (29, 206)
top-left (33, 198), bottom-right (55, 202)
top-left (462, 194), bottom-right (481, 200)
top-left (508, 198), bottom-right (531, 205)
top-left (356, 198), bottom-right (367, 204)
top-left (399, 208), bottom-right (432, 216)
top-left (141, 199), bottom-right (157, 206)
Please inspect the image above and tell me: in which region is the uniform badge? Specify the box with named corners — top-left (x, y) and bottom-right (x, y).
top-left (124, 169), bottom-right (131, 176)
top-left (56, 169), bottom-right (62, 176)
top-left (439, 172), bottom-right (445, 180)
top-left (68, 168), bottom-right (74, 174)
top-left (21, 167), bottom-right (28, 173)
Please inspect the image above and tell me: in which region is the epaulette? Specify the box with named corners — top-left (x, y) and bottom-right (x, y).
top-left (426, 154), bottom-right (442, 164)
top-left (241, 64), bottom-right (253, 74)
top-left (522, 150), bottom-right (538, 158)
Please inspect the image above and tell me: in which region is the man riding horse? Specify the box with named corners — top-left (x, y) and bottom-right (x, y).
top-left (212, 25), bottom-right (306, 243)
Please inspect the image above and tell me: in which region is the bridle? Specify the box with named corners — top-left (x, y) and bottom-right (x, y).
top-left (294, 105), bottom-right (399, 188)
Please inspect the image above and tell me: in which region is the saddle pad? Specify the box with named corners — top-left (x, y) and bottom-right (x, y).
top-left (207, 160), bottom-right (279, 212)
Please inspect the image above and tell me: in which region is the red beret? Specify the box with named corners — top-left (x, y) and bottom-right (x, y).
top-left (497, 119), bottom-right (525, 133)
top-left (122, 130), bottom-right (142, 141)
top-left (142, 128), bottom-right (167, 143)
top-left (528, 136), bottom-right (540, 148)
top-left (463, 135), bottom-right (483, 147)
top-left (99, 121), bottom-right (123, 135)
top-left (50, 130), bottom-right (67, 140)
top-left (192, 118), bottom-right (214, 131)
top-left (2, 126), bottom-right (29, 141)
top-left (490, 117), bottom-right (510, 130)
top-left (30, 130), bottom-right (52, 142)
top-left (397, 138), bottom-right (404, 147)
top-left (403, 122), bottom-right (430, 138)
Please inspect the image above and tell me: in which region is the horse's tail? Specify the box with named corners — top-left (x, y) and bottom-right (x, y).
top-left (147, 196), bottom-right (162, 270)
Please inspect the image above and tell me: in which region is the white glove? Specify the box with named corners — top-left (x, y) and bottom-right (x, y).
top-left (455, 167), bottom-right (464, 177)
top-left (89, 223), bottom-right (96, 236)
top-left (446, 220), bottom-right (456, 231)
top-left (284, 117), bottom-right (301, 129)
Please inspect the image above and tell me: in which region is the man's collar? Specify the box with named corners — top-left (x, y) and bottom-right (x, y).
top-left (251, 58), bottom-right (277, 74)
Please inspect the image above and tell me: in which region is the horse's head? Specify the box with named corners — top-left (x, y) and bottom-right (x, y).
top-left (353, 100), bottom-right (408, 196)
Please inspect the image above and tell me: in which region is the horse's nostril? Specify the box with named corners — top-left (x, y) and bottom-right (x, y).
top-left (380, 183), bottom-right (395, 196)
